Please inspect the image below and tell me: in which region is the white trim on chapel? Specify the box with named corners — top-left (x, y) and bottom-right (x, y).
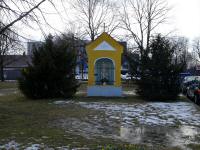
top-left (94, 41), bottom-right (115, 51)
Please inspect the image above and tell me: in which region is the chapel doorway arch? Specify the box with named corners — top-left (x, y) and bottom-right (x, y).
top-left (94, 58), bottom-right (115, 85)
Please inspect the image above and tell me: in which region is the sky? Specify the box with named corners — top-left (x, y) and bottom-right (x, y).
top-left (167, 0), bottom-right (200, 39)
top-left (19, 0), bottom-right (200, 42)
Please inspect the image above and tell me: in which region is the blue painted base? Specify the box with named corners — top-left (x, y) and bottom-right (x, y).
top-left (87, 86), bottom-right (122, 97)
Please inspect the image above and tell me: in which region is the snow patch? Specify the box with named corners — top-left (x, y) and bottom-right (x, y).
top-left (78, 101), bottom-right (200, 126)
top-left (0, 141), bottom-right (71, 150)
top-left (52, 100), bottom-right (74, 105)
top-left (0, 141), bottom-right (19, 150)
top-left (25, 144), bottom-right (40, 150)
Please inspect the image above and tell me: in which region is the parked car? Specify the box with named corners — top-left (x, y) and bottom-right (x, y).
top-left (182, 80), bottom-right (194, 94)
top-left (121, 73), bottom-right (131, 80)
top-left (186, 81), bottom-right (200, 104)
top-left (181, 76), bottom-right (200, 94)
top-left (183, 76), bottom-right (200, 83)
top-left (75, 74), bottom-right (81, 80)
top-left (75, 74), bottom-right (88, 80)
top-left (179, 72), bottom-right (191, 82)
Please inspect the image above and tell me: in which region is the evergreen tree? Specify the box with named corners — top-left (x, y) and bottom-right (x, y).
top-left (18, 34), bottom-right (79, 99)
top-left (137, 35), bottom-right (184, 100)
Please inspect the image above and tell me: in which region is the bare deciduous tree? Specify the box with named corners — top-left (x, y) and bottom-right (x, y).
top-left (71, 0), bottom-right (119, 41)
top-left (0, 23), bottom-right (20, 81)
top-left (0, 0), bottom-right (57, 81)
top-left (121, 0), bottom-right (170, 55)
top-left (0, 0), bottom-right (49, 35)
top-left (193, 37), bottom-right (200, 60)
top-left (171, 36), bottom-right (189, 66)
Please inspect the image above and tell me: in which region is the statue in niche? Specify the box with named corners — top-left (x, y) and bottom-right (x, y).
top-left (100, 62), bottom-right (109, 85)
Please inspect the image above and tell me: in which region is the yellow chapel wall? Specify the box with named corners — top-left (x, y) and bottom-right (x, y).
top-left (86, 32), bottom-right (123, 87)
top-left (87, 51), bottom-right (122, 86)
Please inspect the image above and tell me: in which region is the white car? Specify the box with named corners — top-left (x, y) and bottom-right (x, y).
top-left (183, 76), bottom-right (200, 83)
top-left (75, 75), bottom-right (81, 80)
top-left (121, 73), bottom-right (131, 80)
top-left (75, 74), bottom-right (88, 80)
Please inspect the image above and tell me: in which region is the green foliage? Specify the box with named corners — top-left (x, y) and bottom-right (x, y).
top-left (18, 34), bottom-right (79, 99)
top-left (137, 35), bottom-right (184, 100)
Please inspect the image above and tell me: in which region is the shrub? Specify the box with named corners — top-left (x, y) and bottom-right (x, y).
top-left (18, 34), bottom-right (79, 99)
top-left (137, 35), bottom-right (185, 100)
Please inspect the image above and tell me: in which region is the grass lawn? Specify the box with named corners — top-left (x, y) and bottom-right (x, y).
top-left (0, 81), bottom-right (17, 89)
top-left (0, 93), bottom-right (109, 149)
top-left (0, 93), bottom-right (187, 150)
top-left (0, 93), bottom-right (149, 149)
top-left (0, 81), bottom-right (198, 150)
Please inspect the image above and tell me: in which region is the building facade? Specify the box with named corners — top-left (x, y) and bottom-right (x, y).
top-left (86, 32), bottom-right (124, 96)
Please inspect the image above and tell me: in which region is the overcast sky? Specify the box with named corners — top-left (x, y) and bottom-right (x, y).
top-left (167, 0), bottom-right (200, 39)
top-left (20, 0), bottom-right (200, 42)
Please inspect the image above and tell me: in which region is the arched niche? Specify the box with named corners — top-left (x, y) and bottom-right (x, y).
top-left (94, 58), bottom-right (115, 85)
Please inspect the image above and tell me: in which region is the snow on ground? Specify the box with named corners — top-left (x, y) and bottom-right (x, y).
top-left (0, 141), bottom-right (19, 150)
top-left (123, 90), bottom-right (137, 96)
top-left (0, 142), bottom-right (79, 150)
top-left (2, 101), bottom-right (200, 149)
top-left (25, 144), bottom-right (41, 150)
top-left (78, 101), bottom-right (200, 126)
top-left (52, 100), bottom-right (74, 105)
top-left (53, 100), bottom-right (200, 147)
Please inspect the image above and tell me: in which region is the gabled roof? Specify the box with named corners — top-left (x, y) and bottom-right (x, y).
top-left (86, 32), bottom-right (123, 53)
